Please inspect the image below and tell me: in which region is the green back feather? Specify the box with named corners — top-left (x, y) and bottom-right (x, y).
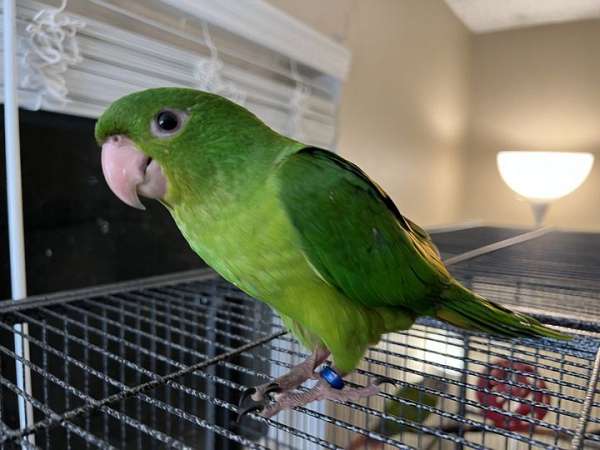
top-left (276, 147), bottom-right (449, 313)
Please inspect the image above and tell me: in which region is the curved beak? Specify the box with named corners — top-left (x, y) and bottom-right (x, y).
top-left (101, 135), bottom-right (167, 210)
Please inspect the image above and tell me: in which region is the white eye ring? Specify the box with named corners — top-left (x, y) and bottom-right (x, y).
top-left (150, 109), bottom-right (188, 138)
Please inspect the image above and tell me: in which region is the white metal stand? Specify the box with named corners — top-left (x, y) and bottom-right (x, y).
top-left (3, 0), bottom-right (35, 445)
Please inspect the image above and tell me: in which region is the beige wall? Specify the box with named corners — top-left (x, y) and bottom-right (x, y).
top-left (267, 0), bottom-right (354, 43)
top-left (338, 0), bottom-right (471, 226)
top-left (269, 0), bottom-right (471, 226)
top-left (463, 20), bottom-right (600, 230)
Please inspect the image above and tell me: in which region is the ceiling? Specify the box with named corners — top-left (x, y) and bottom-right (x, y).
top-left (445, 0), bottom-right (600, 33)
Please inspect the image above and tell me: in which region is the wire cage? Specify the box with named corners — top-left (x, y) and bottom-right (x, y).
top-left (0, 226), bottom-right (598, 450)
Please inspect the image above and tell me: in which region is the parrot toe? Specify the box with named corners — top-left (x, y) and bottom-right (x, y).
top-left (236, 348), bottom-right (332, 422)
top-left (236, 382), bottom-right (281, 423)
top-left (259, 376), bottom-right (391, 418)
top-left (239, 382), bottom-right (281, 405)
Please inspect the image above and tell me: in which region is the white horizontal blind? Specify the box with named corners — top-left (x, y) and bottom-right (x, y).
top-left (1, 0), bottom-right (350, 149)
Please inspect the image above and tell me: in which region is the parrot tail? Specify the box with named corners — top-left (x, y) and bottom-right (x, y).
top-left (436, 282), bottom-right (569, 340)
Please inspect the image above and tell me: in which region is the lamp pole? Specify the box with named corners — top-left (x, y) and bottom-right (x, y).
top-left (530, 202), bottom-right (549, 228)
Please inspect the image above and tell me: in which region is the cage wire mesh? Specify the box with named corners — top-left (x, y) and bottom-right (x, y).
top-left (0, 226), bottom-right (598, 450)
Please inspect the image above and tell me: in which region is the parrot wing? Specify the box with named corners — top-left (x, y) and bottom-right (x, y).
top-left (275, 146), bottom-right (449, 310)
top-left (404, 217), bottom-right (442, 259)
top-left (276, 147), bottom-right (568, 339)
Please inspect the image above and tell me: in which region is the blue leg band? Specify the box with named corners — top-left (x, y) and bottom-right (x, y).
top-left (319, 366), bottom-right (344, 390)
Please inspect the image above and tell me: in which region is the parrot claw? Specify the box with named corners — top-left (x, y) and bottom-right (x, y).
top-left (238, 382), bottom-right (281, 406)
top-left (236, 348), bottom-right (331, 423)
top-left (236, 399), bottom-right (265, 423)
top-left (373, 376), bottom-right (396, 386)
top-left (237, 382), bottom-right (281, 423)
top-left (238, 386), bottom-right (257, 406)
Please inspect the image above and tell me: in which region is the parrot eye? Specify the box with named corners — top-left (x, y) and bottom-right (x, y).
top-left (151, 109), bottom-right (187, 137)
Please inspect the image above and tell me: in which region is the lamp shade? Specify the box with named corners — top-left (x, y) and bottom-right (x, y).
top-left (497, 151), bottom-right (594, 202)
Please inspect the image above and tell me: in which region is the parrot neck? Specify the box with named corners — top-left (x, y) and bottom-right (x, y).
top-left (163, 136), bottom-right (305, 298)
top-left (165, 135), bottom-right (303, 221)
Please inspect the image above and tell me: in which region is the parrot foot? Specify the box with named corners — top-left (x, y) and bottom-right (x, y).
top-left (237, 347), bottom-right (330, 422)
top-left (260, 376), bottom-right (395, 419)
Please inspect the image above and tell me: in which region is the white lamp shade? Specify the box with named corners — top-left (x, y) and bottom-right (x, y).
top-left (497, 151), bottom-right (594, 202)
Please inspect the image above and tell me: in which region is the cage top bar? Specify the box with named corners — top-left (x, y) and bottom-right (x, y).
top-left (0, 269), bottom-right (217, 312)
top-left (444, 227), bottom-right (551, 266)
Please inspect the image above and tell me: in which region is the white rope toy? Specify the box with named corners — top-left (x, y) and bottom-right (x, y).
top-left (194, 21), bottom-right (246, 106)
top-left (286, 60), bottom-right (310, 141)
top-left (24, 0), bottom-right (84, 109)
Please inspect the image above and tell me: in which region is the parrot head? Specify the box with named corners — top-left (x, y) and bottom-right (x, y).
top-left (95, 87), bottom-right (287, 210)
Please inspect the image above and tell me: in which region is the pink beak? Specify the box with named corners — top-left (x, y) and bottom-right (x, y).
top-left (101, 135), bottom-right (167, 210)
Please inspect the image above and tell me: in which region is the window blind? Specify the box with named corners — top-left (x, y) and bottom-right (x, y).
top-left (2, 0), bottom-right (350, 149)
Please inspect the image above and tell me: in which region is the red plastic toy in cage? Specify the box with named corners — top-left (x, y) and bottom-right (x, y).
top-left (477, 358), bottom-right (550, 431)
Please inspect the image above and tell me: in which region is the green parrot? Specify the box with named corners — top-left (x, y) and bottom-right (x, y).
top-left (95, 88), bottom-right (567, 418)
